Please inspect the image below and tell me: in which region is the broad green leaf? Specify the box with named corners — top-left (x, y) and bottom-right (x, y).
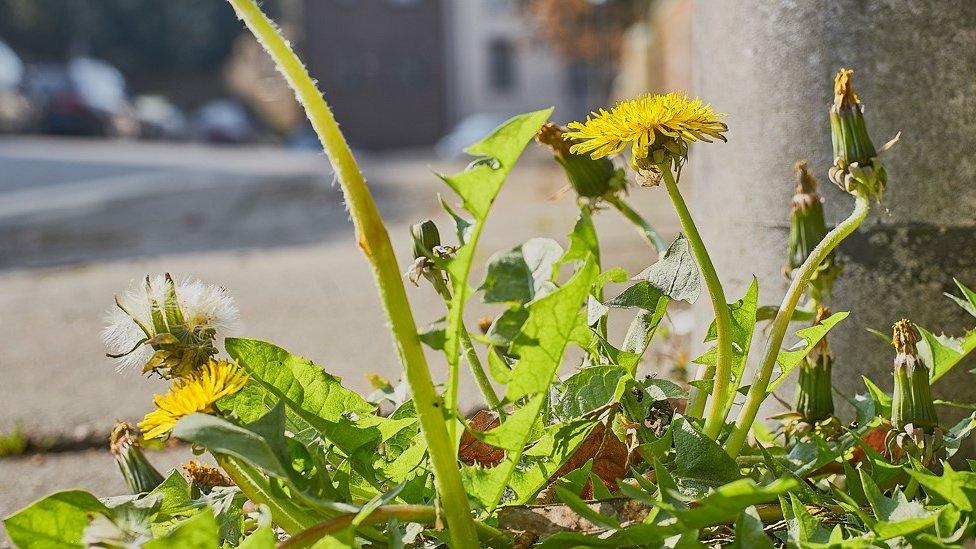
top-left (768, 311), bottom-right (849, 393)
top-left (4, 490), bottom-right (109, 548)
top-left (148, 470), bottom-right (193, 517)
top-left (693, 277), bottom-right (759, 413)
top-left (225, 338), bottom-right (384, 456)
top-left (173, 412), bottom-right (292, 480)
top-left (653, 477), bottom-right (797, 530)
top-left (440, 109), bottom-right (553, 419)
top-left (631, 235), bottom-right (701, 304)
top-left (144, 510), bottom-right (218, 549)
top-left (606, 281), bottom-right (667, 311)
top-left (550, 365), bottom-right (631, 422)
top-left (479, 238), bottom-right (563, 304)
top-left (858, 469), bottom-right (935, 539)
top-left (672, 416), bottom-right (740, 490)
top-left (944, 412), bottom-right (976, 458)
top-left (729, 506), bottom-right (775, 549)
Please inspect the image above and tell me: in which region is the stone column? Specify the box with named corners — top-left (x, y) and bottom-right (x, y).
top-left (690, 1), bottom-right (976, 422)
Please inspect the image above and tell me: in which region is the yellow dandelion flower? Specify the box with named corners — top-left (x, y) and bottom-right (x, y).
top-left (564, 93), bottom-right (727, 163)
top-left (139, 359), bottom-right (248, 439)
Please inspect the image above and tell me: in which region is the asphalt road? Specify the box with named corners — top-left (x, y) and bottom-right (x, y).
top-left (0, 136), bottom-right (680, 529)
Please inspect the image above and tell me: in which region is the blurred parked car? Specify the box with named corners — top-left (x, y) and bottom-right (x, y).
top-left (435, 113), bottom-right (513, 158)
top-left (25, 57), bottom-right (138, 137)
top-left (134, 95), bottom-right (188, 140)
top-left (0, 39), bottom-right (37, 133)
top-left (192, 99), bottom-right (255, 144)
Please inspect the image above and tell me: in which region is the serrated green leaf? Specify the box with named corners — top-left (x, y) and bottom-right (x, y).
top-left (631, 235), bottom-right (701, 304)
top-left (946, 278), bottom-right (976, 318)
top-left (906, 462), bottom-right (976, 512)
top-left (768, 311), bottom-right (849, 393)
top-left (440, 109), bottom-right (553, 421)
top-left (782, 494), bottom-right (831, 545)
top-left (917, 323), bottom-right (976, 384)
top-left (861, 376), bottom-right (892, 419)
top-left (437, 193), bottom-right (473, 245)
top-left (225, 338), bottom-right (384, 457)
top-left (480, 238), bottom-right (563, 304)
top-left (4, 490), bottom-right (109, 548)
top-left (858, 469), bottom-right (936, 539)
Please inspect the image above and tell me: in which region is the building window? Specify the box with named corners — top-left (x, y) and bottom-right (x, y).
top-left (488, 38), bottom-right (515, 92)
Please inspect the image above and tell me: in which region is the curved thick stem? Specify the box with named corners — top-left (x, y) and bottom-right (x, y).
top-left (660, 167), bottom-right (732, 438)
top-left (223, 2), bottom-right (479, 546)
top-left (604, 194), bottom-right (667, 255)
top-left (726, 193), bottom-right (870, 457)
top-left (216, 454), bottom-right (319, 535)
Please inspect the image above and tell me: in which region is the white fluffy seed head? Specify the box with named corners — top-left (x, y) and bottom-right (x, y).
top-left (101, 275), bottom-right (240, 372)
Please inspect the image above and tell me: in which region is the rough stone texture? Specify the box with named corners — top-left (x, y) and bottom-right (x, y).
top-left (691, 1), bottom-right (976, 428)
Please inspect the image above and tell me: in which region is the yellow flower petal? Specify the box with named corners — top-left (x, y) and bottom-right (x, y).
top-left (564, 93), bottom-right (727, 161)
top-left (138, 359), bottom-right (248, 439)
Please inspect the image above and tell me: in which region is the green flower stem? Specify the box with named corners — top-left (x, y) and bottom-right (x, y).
top-left (604, 193), bottom-right (667, 254)
top-left (430, 276), bottom-right (505, 417)
top-left (660, 166), bottom-right (732, 438)
top-left (216, 454), bottom-right (319, 535)
top-left (224, 2), bottom-right (480, 546)
top-left (726, 193), bottom-right (870, 458)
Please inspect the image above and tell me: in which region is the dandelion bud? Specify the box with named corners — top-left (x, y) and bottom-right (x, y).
top-left (103, 275), bottom-right (238, 378)
top-left (786, 161), bottom-right (841, 302)
top-left (411, 219), bottom-right (442, 262)
top-left (537, 122), bottom-right (625, 199)
top-left (890, 319), bottom-right (939, 432)
top-left (109, 422), bottom-right (164, 494)
top-left (827, 69), bottom-right (896, 200)
top-left (793, 307), bottom-right (835, 423)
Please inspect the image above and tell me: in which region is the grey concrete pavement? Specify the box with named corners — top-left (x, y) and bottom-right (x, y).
top-left (0, 136), bottom-right (682, 523)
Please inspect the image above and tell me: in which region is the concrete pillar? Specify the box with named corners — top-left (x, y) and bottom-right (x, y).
top-left (690, 1), bottom-right (976, 422)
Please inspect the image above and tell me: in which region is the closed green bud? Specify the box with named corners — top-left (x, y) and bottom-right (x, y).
top-left (537, 123), bottom-right (626, 199)
top-left (827, 69), bottom-right (897, 200)
top-left (110, 422), bottom-right (164, 494)
top-left (786, 161), bottom-right (841, 302)
top-left (411, 219), bottom-right (442, 261)
top-left (890, 319), bottom-right (939, 432)
top-left (794, 307), bottom-right (835, 423)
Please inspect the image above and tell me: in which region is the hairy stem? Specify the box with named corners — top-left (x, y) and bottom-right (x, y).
top-left (430, 276), bottom-right (505, 416)
top-left (604, 193), bottom-right (667, 254)
top-left (223, 2), bottom-right (479, 545)
top-left (661, 166), bottom-right (732, 438)
top-left (726, 193), bottom-right (870, 457)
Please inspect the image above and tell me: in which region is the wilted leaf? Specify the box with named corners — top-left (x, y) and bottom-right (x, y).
top-left (459, 410), bottom-right (505, 467)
